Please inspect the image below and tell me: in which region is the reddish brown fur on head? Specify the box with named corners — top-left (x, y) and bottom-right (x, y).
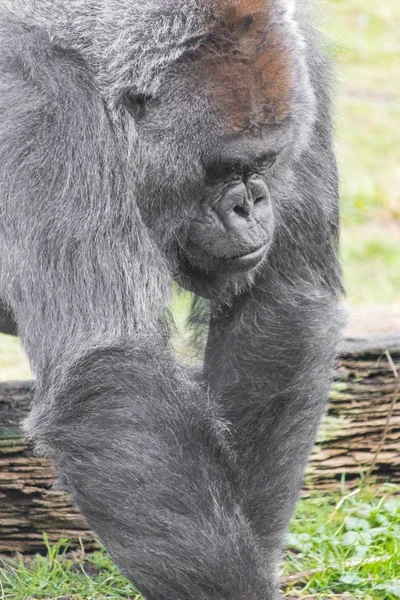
top-left (191, 0), bottom-right (293, 133)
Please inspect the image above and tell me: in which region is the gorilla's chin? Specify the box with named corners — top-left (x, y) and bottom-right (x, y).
top-left (176, 240), bottom-right (270, 299)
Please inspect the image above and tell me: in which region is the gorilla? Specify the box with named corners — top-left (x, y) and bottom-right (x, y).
top-left (0, 1), bottom-right (344, 598)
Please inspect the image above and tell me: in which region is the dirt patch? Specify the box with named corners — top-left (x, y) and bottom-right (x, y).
top-left (345, 303), bottom-right (400, 336)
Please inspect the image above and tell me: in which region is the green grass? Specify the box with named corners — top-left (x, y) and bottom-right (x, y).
top-left (1, 484), bottom-right (399, 599)
top-left (284, 484), bottom-right (400, 599)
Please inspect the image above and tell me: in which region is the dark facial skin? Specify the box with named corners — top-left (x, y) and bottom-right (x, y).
top-left (186, 153), bottom-right (276, 266)
top-left (176, 160), bottom-right (276, 301)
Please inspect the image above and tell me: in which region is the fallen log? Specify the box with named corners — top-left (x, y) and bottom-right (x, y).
top-left (306, 333), bottom-right (400, 491)
top-left (0, 333), bottom-right (399, 553)
top-left (0, 382), bottom-right (97, 553)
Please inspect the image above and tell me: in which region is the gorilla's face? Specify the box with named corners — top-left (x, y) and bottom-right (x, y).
top-left (185, 151), bottom-right (277, 276)
top-left (132, 110), bottom-right (286, 293)
top-left (124, 0), bottom-right (315, 292)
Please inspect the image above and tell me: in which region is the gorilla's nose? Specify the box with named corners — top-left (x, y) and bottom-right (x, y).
top-left (214, 176), bottom-right (270, 229)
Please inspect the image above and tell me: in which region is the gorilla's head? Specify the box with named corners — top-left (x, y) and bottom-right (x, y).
top-left (105, 0), bottom-right (315, 295)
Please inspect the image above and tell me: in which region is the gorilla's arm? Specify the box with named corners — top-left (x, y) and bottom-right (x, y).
top-left (0, 27), bottom-right (269, 600)
top-left (204, 105), bottom-right (344, 566)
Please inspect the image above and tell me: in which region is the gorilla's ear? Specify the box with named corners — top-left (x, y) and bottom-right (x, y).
top-left (123, 91), bottom-right (151, 121)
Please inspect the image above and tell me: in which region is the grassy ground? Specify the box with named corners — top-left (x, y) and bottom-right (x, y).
top-left (1, 484), bottom-right (399, 599)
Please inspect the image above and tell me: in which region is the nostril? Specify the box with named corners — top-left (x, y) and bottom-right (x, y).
top-left (233, 205), bottom-right (250, 217)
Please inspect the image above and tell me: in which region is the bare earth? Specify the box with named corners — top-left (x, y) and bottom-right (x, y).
top-left (345, 304), bottom-right (400, 337)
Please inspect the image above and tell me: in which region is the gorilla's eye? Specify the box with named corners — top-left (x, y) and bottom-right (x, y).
top-left (123, 91), bottom-right (151, 120)
top-left (206, 162), bottom-right (241, 182)
top-left (258, 153), bottom-right (277, 169)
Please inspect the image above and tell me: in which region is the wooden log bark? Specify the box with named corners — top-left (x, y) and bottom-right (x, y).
top-left (0, 382), bottom-right (98, 553)
top-left (0, 334), bottom-right (399, 553)
top-left (306, 333), bottom-right (400, 492)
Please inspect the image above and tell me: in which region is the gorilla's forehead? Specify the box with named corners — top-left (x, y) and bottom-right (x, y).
top-left (192, 0), bottom-right (294, 131)
top-left (127, 0), bottom-right (294, 129)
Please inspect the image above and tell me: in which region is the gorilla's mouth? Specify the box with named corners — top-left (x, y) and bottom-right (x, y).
top-left (224, 243), bottom-right (269, 270)
top-left (189, 241), bottom-right (270, 275)
top-left (180, 237), bottom-right (271, 278)
top-left (229, 243), bottom-right (269, 261)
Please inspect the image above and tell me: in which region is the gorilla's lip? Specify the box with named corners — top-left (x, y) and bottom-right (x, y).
top-left (220, 243), bottom-right (269, 272)
top-left (183, 241), bottom-right (269, 276)
top-left (229, 244), bottom-right (269, 262)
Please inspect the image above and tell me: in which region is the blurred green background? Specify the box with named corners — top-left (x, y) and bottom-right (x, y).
top-left (329, 0), bottom-right (399, 305)
top-left (0, 0), bottom-right (399, 381)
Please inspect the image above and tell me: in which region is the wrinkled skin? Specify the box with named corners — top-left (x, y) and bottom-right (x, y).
top-left (0, 1), bottom-right (343, 600)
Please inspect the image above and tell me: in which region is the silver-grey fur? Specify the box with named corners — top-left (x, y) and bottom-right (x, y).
top-left (0, 1), bottom-right (344, 599)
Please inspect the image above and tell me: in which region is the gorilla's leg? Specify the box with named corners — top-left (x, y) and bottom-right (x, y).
top-left (0, 26), bottom-right (270, 600)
